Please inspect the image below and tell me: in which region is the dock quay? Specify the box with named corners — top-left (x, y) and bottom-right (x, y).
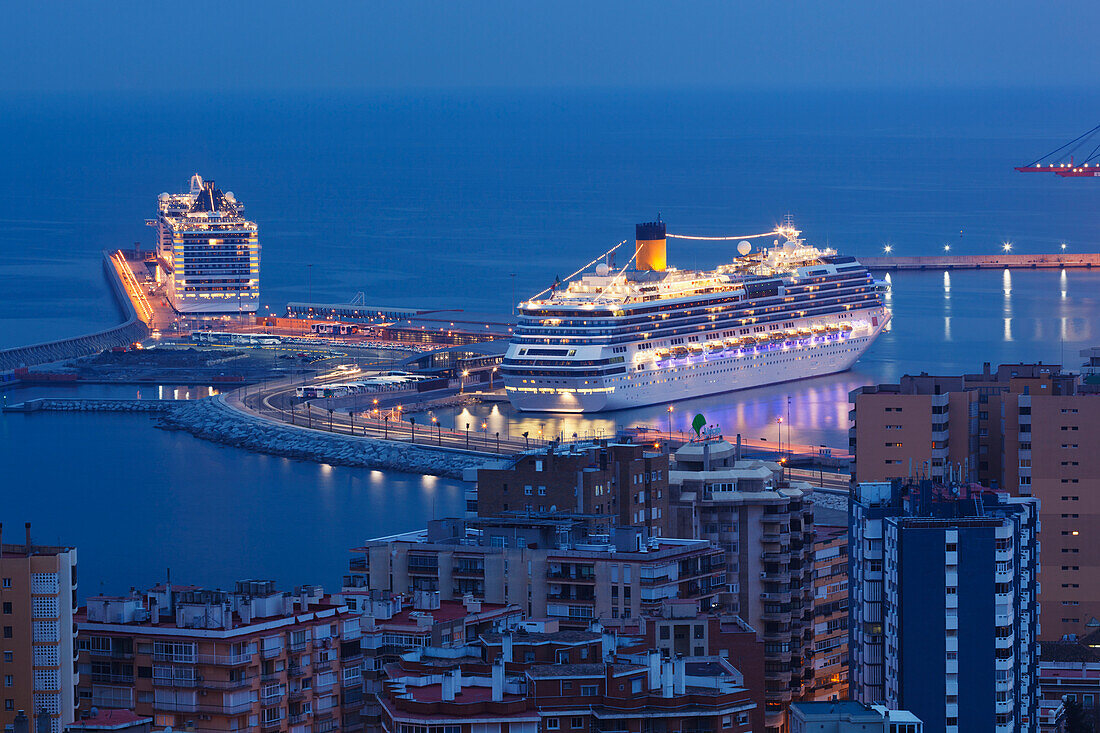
top-left (861, 253), bottom-right (1100, 270)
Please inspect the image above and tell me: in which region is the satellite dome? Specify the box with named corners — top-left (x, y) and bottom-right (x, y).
top-left (737, 241), bottom-right (752, 256)
top-left (595, 263), bottom-right (610, 277)
top-left (224, 191), bottom-right (236, 202)
top-left (158, 192), bottom-right (169, 201)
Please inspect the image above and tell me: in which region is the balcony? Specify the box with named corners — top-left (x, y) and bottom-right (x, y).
top-left (199, 677), bottom-right (255, 690)
top-left (290, 713), bottom-right (310, 724)
top-left (90, 674), bottom-right (135, 685)
top-left (195, 652), bottom-right (253, 666)
top-left (289, 641), bottom-right (309, 653)
top-left (547, 570), bottom-right (596, 582)
top-left (288, 665), bottom-right (304, 677)
top-left (89, 649), bottom-right (133, 660)
top-left (261, 647), bottom-right (285, 659)
top-left (152, 677), bottom-right (198, 688)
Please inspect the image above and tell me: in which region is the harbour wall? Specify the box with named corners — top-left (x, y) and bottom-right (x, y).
top-left (3, 398), bottom-right (173, 413)
top-left (0, 252), bottom-right (151, 371)
top-left (4, 394), bottom-right (500, 478)
top-left (157, 397), bottom-right (499, 479)
top-left (861, 253), bottom-right (1100, 270)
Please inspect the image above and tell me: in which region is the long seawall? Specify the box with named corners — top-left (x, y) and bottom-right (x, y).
top-left (3, 395), bottom-right (501, 479)
top-left (861, 253), bottom-right (1100, 270)
top-left (0, 251), bottom-right (151, 372)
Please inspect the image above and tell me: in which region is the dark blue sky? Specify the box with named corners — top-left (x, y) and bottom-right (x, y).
top-left (3, 1), bottom-right (1099, 92)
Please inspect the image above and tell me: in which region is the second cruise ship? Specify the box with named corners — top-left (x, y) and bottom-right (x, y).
top-left (503, 218), bottom-right (889, 413)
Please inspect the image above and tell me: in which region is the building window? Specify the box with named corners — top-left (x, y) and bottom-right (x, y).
top-left (547, 719), bottom-right (560, 730)
top-left (571, 718), bottom-right (584, 729)
top-left (2, 628), bottom-right (11, 639)
top-left (1, 579), bottom-right (9, 589)
top-left (580, 685), bottom-right (597, 696)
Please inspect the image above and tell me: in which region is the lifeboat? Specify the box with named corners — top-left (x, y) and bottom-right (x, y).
top-left (671, 346), bottom-right (689, 358)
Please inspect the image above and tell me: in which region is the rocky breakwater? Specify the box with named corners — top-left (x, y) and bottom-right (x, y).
top-left (156, 396), bottom-right (497, 479)
top-left (3, 398), bottom-right (173, 413)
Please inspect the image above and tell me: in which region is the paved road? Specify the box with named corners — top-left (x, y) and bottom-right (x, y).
top-left (229, 367), bottom-right (532, 456)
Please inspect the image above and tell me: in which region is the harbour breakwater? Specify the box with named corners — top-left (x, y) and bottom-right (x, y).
top-left (0, 252), bottom-right (150, 371)
top-left (4, 394), bottom-right (500, 478)
top-left (3, 398), bottom-right (173, 413)
top-left (157, 398), bottom-right (500, 478)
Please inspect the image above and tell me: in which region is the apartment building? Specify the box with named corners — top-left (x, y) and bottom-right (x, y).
top-left (379, 639), bottom-right (759, 733)
top-left (665, 440), bottom-right (817, 731)
top-left (849, 480), bottom-right (1039, 733)
top-left (348, 514), bottom-right (726, 627)
top-left (474, 441), bottom-right (671, 534)
top-left (0, 523), bottom-right (78, 733)
top-left (849, 359), bottom-right (1100, 640)
top-left (76, 580), bottom-right (364, 733)
top-left (340, 588), bottom-right (522, 662)
top-left (1036, 635), bottom-right (1100, 733)
top-left (607, 599), bottom-right (766, 733)
top-left (810, 521), bottom-right (848, 702)
top-left (789, 701), bottom-right (922, 733)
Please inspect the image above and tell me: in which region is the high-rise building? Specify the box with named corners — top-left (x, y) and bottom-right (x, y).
top-left (0, 523), bottom-right (78, 733)
top-left (810, 520), bottom-right (848, 701)
top-left (666, 440), bottom-right (817, 731)
top-left (849, 359), bottom-right (1100, 640)
top-left (76, 580), bottom-right (364, 733)
top-left (347, 514), bottom-right (726, 627)
top-left (148, 174), bottom-right (260, 314)
top-left (473, 441), bottom-right (671, 535)
top-left (849, 480), bottom-right (1039, 733)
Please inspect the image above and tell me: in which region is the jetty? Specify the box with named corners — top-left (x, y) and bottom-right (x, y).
top-left (0, 251), bottom-right (151, 371)
top-left (861, 253), bottom-right (1100, 271)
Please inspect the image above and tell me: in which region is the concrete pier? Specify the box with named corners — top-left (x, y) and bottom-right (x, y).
top-left (861, 253), bottom-right (1100, 270)
top-left (0, 252), bottom-right (151, 371)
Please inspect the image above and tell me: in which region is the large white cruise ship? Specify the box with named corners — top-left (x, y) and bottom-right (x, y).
top-left (503, 218), bottom-right (889, 413)
top-left (148, 174), bottom-right (260, 315)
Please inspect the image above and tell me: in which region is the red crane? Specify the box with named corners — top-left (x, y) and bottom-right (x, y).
top-left (1016, 122), bottom-right (1100, 177)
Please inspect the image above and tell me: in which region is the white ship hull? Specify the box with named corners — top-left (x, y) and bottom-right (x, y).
top-left (506, 310), bottom-right (888, 413)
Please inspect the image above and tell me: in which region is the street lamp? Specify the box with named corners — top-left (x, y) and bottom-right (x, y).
top-left (1003, 242), bottom-right (1013, 252)
top-left (776, 417), bottom-right (783, 461)
top-left (943, 244), bottom-right (950, 252)
top-left (883, 244), bottom-right (892, 253)
top-left (432, 415), bottom-right (440, 445)
top-left (410, 417), bottom-right (416, 444)
top-left (490, 366), bottom-right (498, 390)
top-left (667, 405), bottom-right (673, 443)
top-left (461, 370), bottom-right (470, 394)
top-left (1061, 243), bottom-right (1068, 251)
top-left (466, 422), bottom-right (471, 449)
